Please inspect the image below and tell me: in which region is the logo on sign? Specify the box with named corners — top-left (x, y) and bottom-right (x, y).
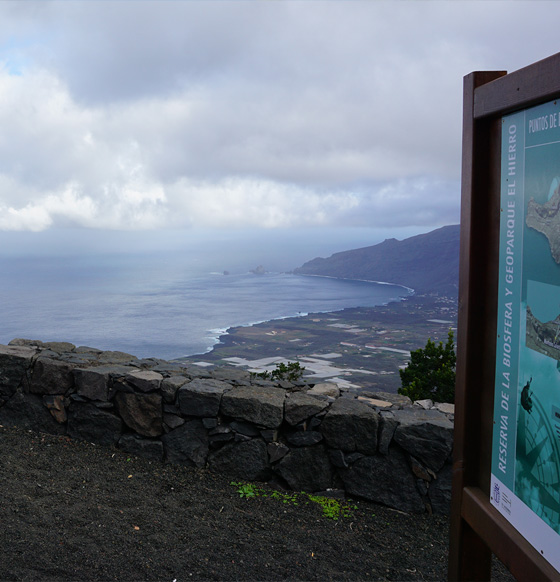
top-left (493, 482), bottom-right (500, 505)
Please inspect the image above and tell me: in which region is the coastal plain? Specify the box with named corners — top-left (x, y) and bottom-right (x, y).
top-left (178, 294), bottom-right (458, 394)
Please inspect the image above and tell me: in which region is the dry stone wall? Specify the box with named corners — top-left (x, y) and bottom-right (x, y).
top-left (0, 340), bottom-right (454, 514)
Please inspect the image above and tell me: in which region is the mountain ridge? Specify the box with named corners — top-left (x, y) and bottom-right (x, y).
top-left (293, 224), bottom-right (460, 296)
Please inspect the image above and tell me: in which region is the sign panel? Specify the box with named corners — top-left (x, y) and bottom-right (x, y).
top-left (491, 99), bottom-right (560, 572)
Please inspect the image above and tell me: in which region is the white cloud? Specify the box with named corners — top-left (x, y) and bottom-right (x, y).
top-left (163, 175), bottom-right (457, 230)
top-left (166, 177), bottom-right (358, 228)
top-left (0, 184), bottom-right (91, 231)
top-left (0, 1), bottom-right (559, 232)
top-left (0, 179), bottom-right (168, 232)
top-left (0, 202), bottom-right (50, 231)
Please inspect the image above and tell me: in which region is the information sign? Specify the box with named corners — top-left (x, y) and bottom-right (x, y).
top-left (491, 99), bottom-right (560, 571)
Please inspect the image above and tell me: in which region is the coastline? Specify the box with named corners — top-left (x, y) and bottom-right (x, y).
top-left (178, 293), bottom-right (458, 394)
top-left (194, 274), bottom-right (413, 358)
top-left (295, 272), bottom-right (416, 294)
top-left (205, 296), bottom-right (408, 355)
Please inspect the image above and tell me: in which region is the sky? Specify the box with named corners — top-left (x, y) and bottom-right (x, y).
top-left (1, 1), bottom-right (560, 254)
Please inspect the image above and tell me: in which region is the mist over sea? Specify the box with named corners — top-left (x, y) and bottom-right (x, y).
top-left (0, 228), bottom-right (414, 360)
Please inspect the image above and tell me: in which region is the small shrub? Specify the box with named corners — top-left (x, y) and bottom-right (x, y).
top-left (398, 329), bottom-right (456, 403)
top-left (252, 361), bottom-right (305, 382)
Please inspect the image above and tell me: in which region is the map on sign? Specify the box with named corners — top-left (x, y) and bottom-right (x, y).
top-left (526, 179), bottom-right (560, 264)
top-left (526, 304), bottom-right (560, 361)
top-left (491, 99), bottom-right (560, 574)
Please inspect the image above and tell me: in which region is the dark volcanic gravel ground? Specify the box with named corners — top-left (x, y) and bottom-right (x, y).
top-left (0, 425), bottom-right (513, 581)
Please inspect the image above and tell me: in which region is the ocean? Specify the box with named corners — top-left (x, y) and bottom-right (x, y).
top-left (0, 232), bottom-right (410, 360)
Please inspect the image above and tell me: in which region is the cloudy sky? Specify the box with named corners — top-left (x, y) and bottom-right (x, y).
top-left (1, 1), bottom-right (559, 239)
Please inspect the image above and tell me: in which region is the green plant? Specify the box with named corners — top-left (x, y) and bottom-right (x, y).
top-left (307, 495), bottom-right (356, 520)
top-left (271, 490), bottom-right (299, 505)
top-left (271, 362), bottom-right (305, 381)
top-left (252, 361), bottom-right (306, 382)
top-left (230, 481), bottom-right (356, 520)
top-left (231, 482), bottom-right (259, 498)
top-left (398, 329), bottom-right (456, 403)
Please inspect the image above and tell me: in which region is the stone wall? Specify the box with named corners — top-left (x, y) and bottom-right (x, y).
top-left (0, 340), bottom-right (454, 514)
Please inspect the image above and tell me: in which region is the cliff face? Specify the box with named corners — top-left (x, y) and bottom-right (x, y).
top-left (294, 224), bottom-right (460, 296)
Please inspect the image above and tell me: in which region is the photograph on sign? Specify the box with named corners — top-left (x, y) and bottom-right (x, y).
top-left (491, 99), bottom-right (560, 572)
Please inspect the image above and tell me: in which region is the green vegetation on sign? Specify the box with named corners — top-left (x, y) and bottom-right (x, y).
top-left (398, 329), bottom-right (456, 403)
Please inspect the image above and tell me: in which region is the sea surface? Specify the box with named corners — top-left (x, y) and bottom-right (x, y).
top-left (0, 248), bottom-right (409, 360)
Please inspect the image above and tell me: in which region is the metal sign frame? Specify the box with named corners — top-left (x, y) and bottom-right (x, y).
top-left (449, 53), bottom-right (560, 581)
